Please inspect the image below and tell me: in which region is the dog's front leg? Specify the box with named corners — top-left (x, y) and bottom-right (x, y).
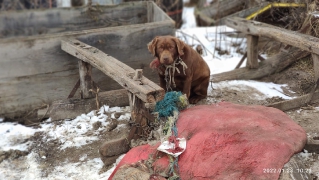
top-left (182, 77), bottom-right (192, 98)
top-left (159, 75), bottom-right (167, 91)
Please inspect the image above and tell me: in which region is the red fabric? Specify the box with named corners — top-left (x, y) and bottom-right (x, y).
top-left (109, 102), bottom-right (306, 180)
top-left (149, 58), bottom-right (160, 69)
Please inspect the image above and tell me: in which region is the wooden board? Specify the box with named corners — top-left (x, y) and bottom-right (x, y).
top-left (0, 3), bottom-right (148, 38)
top-left (0, 1), bottom-right (175, 118)
top-left (61, 38), bottom-right (165, 103)
top-left (225, 17), bottom-right (319, 55)
top-left (211, 47), bottom-right (309, 82)
top-left (49, 89), bottom-right (129, 121)
top-left (267, 91), bottom-right (319, 111)
top-left (195, 0), bottom-right (247, 26)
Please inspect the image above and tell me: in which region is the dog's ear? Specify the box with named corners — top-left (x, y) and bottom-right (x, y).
top-left (147, 37), bottom-right (158, 57)
top-left (172, 37), bottom-right (185, 56)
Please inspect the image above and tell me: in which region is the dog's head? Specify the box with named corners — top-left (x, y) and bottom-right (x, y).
top-left (148, 36), bottom-right (185, 65)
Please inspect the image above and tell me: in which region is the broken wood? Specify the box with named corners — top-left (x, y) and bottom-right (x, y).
top-left (49, 89), bottom-right (129, 121)
top-left (267, 91), bottom-right (319, 111)
top-left (78, 60), bottom-right (94, 99)
top-left (61, 39), bottom-right (164, 103)
top-left (225, 17), bottom-right (319, 55)
top-left (68, 79), bottom-right (81, 99)
top-left (246, 35), bottom-right (259, 69)
top-left (235, 52), bottom-right (247, 69)
top-left (211, 47), bottom-right (309, 82)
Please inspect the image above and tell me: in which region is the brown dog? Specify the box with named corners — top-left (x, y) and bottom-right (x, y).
top-left (148, 35), bottom-right (210, 104)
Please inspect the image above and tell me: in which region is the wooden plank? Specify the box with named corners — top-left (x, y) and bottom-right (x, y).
top-left (246, 35), bottom-right (259, 69)
top-left (225, 17), bottom-right (319, 55)
top-left (78, 60), bottom-right (94, 99)
top-left (49, 89), bottom-right (129, 121)
top-left (61, 39), bottom-right (165, 103)
top-left (0, 69), bottom-right (79, 119)
top-left (0, 2), bottom-right (149, 39)
top-left (211, 47), bottom-right (309, 82)
top-left (267, 91), bottom-right (319, 111)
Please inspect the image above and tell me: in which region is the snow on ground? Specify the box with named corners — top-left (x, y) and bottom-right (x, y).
top-left (1, 123), bottom-right (38, 152)
top-left (40, 106), bottom-right (130, 150)
top-left (211, 80), bottom-right (293, 100)
top-left (0, 4), bottom-right (298, 180)
top-left (0, 105), bottom-right (130, 180)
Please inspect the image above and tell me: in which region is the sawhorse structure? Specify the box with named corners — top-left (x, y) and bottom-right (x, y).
top-left (61, 38), bottom-right (164, 141)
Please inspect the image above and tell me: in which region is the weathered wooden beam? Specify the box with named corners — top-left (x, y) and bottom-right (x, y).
top-left (61, 39), bottom-right (164, 103)
top-left (246, 35), bottom-right (259, 69)
top-left (267, 91), bottom-right (319, 111)
top-left (49, 89), bottom-right (129, 121)
top-left (78, 60), bottom-right (94, 99)
top-left (211, 47), bottom-right (309, 82)
top-left (225, 17), bottom-right (319, 55)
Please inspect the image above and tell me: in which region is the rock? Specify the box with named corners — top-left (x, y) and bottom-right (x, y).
top-left (99, 137), bottom-right (130, 157)
top-left (101, 155), bottom-right (120, 166)
top-left (107, 119), bottom-right (118, 132)
top-left (39, 150), bottom-right (47, 159)
top-left (114, 112), bottom-right (122, 119)
top-left (92, 121), bottom-right (102, 130)
top-left (113, 165), bottom-right (150, 180)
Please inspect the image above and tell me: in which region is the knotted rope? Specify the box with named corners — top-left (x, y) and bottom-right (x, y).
top-left (164, 57), bottom-right (188, 91)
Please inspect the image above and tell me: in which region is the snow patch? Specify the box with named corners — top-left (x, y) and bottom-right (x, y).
top-left (211, 80), bottom-right (292, 100)
top-left (0, 123), bottom-right (38, 151)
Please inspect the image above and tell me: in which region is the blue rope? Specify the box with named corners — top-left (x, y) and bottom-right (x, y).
top-left (155, 91), bottom-right (184, 117)
top-left (154, 91), bottom-right (187, 179)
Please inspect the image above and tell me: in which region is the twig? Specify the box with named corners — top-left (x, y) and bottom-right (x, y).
top-left (176, 30), bottom-right (215, 57)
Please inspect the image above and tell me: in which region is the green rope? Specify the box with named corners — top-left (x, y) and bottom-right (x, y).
top-left (154, 91), bottom-right (188, 179)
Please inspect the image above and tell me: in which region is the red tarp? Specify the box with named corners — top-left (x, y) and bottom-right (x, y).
top-left (109, 102), bottom-right (306, 180)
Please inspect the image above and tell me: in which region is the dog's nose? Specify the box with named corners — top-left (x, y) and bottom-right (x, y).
top-left (163, 57), bottom-right (169, 62)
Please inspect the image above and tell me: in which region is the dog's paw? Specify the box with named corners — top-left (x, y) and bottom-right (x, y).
top-left (189, 97), bottom-right (201, 104)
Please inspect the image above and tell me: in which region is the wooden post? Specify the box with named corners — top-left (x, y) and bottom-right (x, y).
top-left (246, 35), bottom-right (259, 69)
top-left (78, 60), bottom-right (94, 99)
